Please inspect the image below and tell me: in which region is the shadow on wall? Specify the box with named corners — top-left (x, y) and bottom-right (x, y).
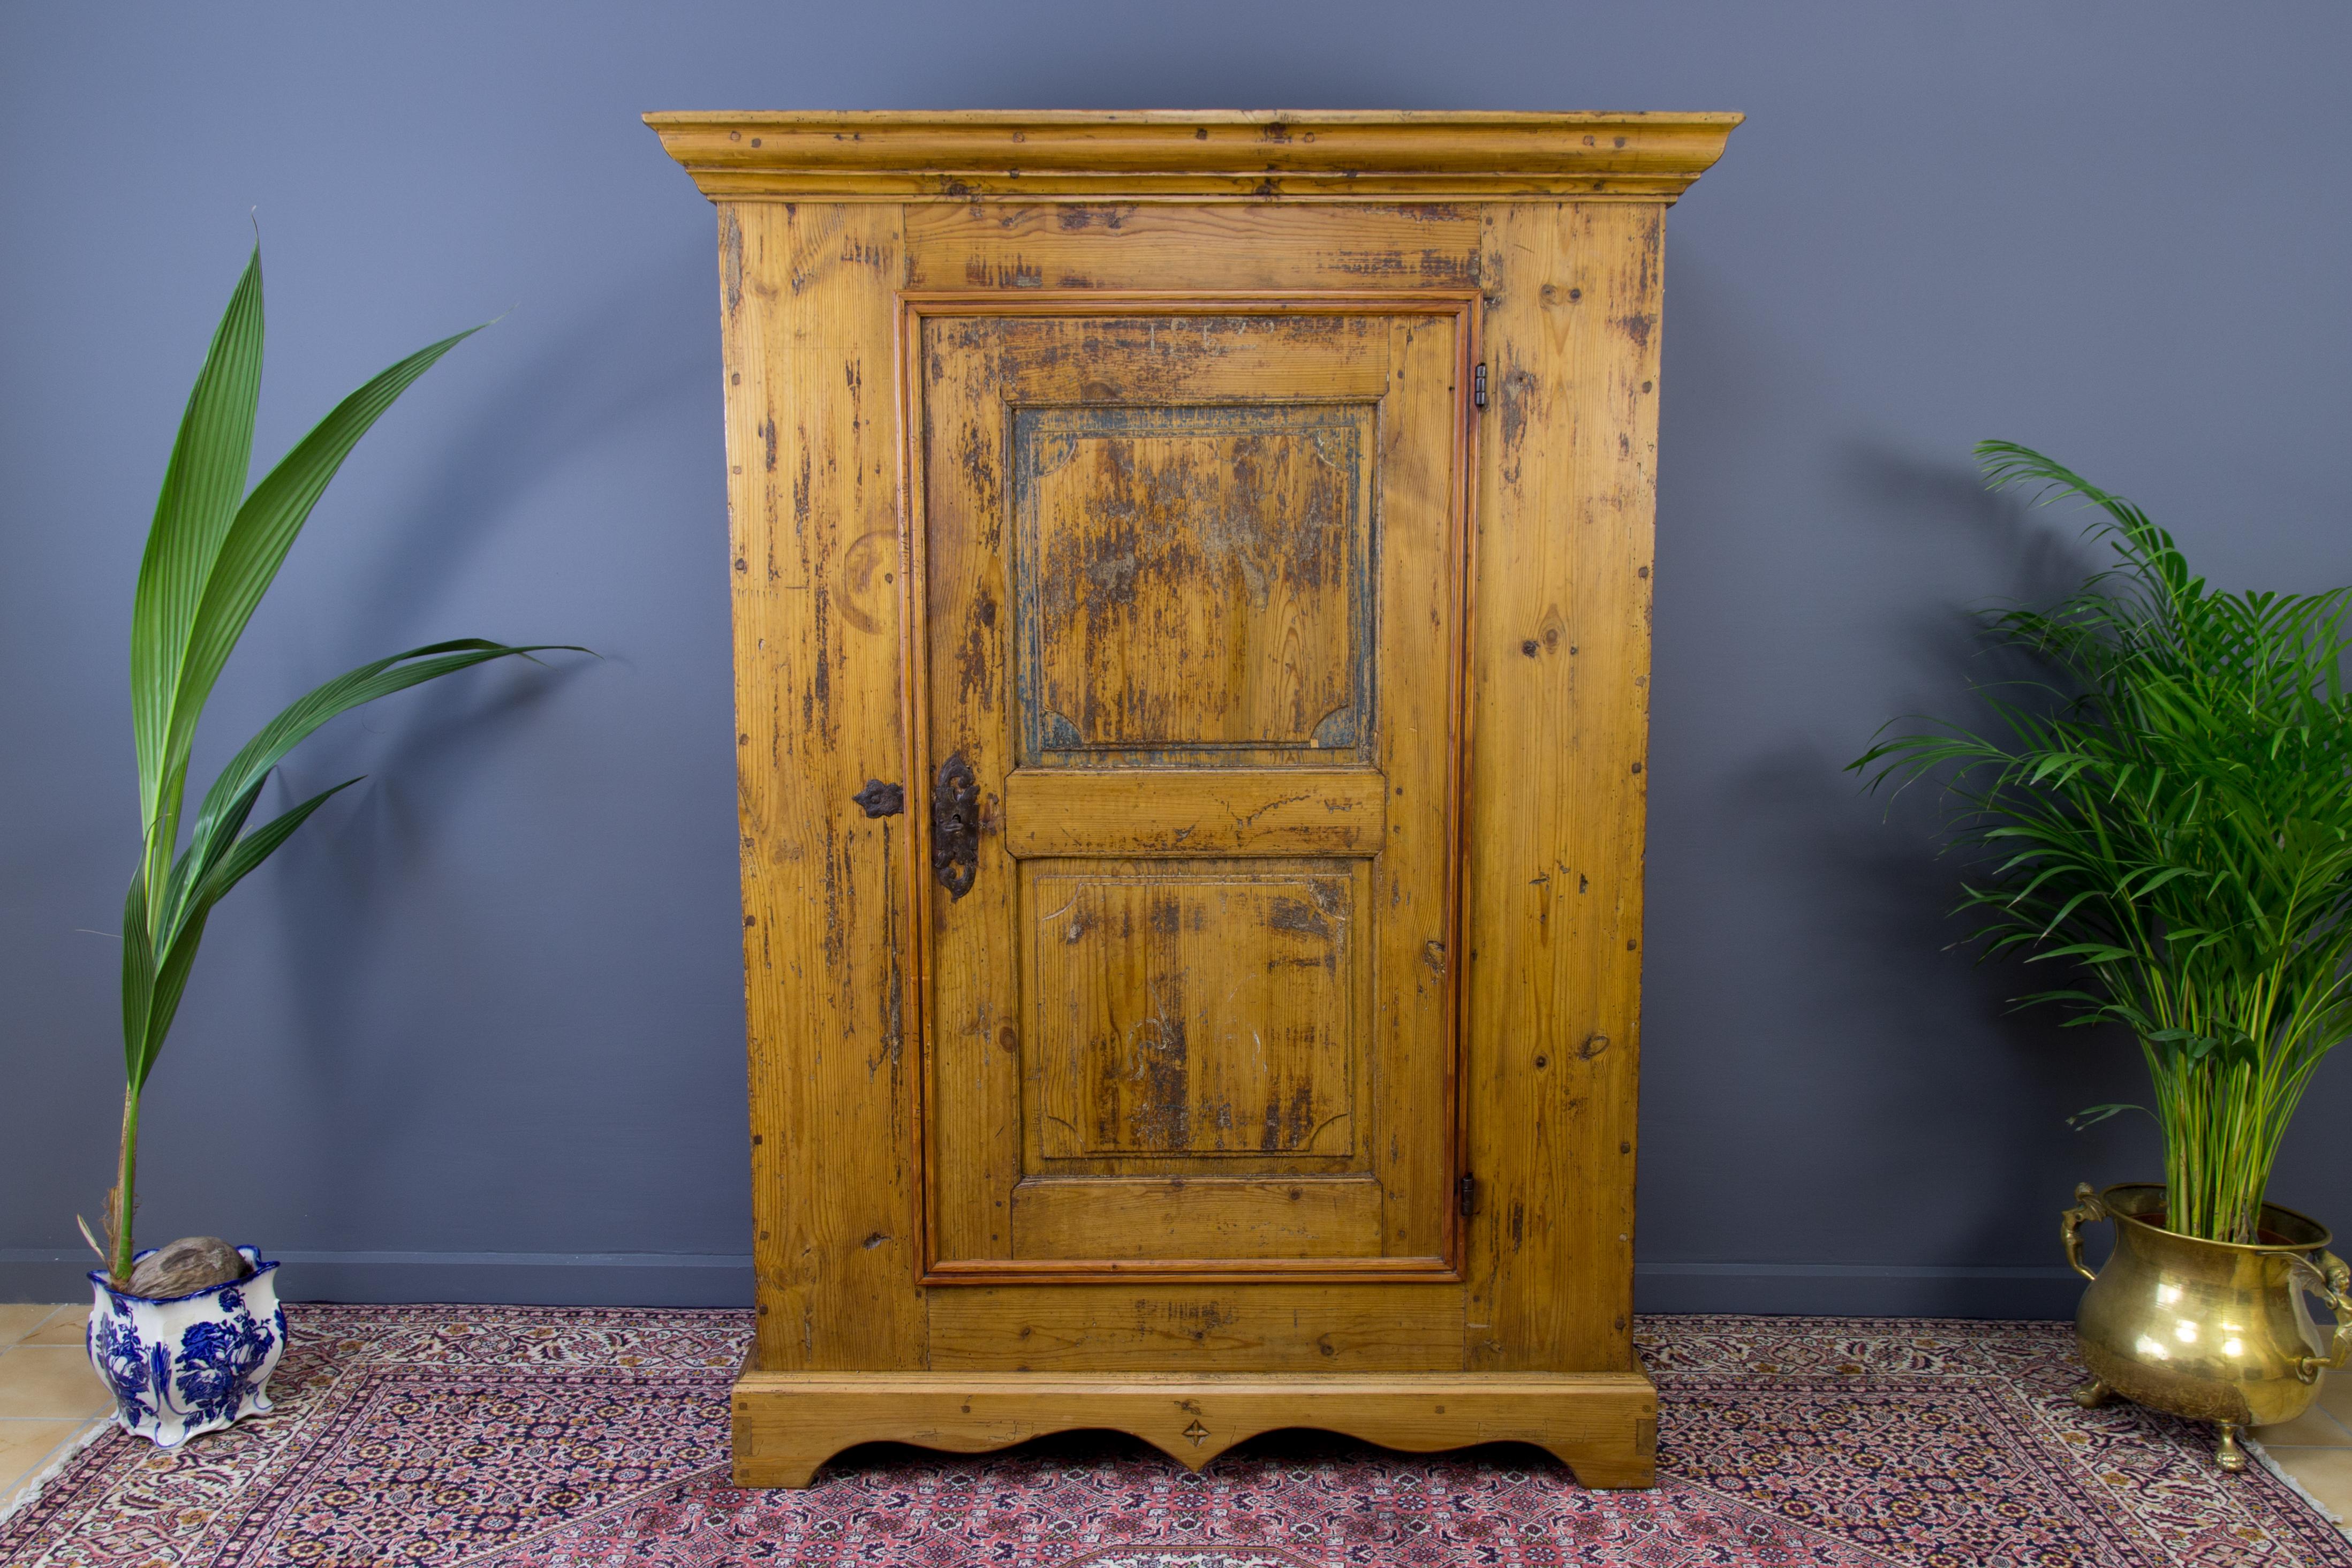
top-left (245, 259), bottom-right (715, 1226)
top-left (339, 252), bottom-right (715, 655)
top-left (1639, 439), bottom-right (2155, 1316)
top-left (270, 661), bottom-right (597, 1063)
top-left (1854, 441), bottom-right (2156, 1191)
top-left (1847, 442), bottom-right (2106, 622)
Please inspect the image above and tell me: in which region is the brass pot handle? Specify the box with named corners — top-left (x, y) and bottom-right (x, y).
top-left (2061, 1183), bottom-right (2107, 1283)
top-left (2289, 1248), bottom-right (2352, 1380)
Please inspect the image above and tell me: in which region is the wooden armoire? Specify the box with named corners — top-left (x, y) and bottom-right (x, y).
top-left (648, 110), bottom-right (1737, 1489)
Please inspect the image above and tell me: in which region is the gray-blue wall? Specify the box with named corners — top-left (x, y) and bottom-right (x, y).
top-left (5, 3), bottom-right (2348, 1315)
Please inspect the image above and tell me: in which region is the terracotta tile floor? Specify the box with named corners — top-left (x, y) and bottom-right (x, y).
top-left (2273, 1366), bottom-right (2352, 1522)
top-left (0, 1305), bottom-right (109, 1513)
top-left (2, 1300), bottom-right (2347, 1528)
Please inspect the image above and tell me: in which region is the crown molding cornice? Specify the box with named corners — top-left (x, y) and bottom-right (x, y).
top-left (644, 109), bottom-right (1742, 204)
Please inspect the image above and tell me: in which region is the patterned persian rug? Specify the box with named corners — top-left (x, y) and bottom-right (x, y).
top-left (3, 1307), bottom-right (2346, 1566)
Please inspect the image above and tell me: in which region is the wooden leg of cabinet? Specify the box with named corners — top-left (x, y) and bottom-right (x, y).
top-left (730, 1369), bottom-right (1657, 1491)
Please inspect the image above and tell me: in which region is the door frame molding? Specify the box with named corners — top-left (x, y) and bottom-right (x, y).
top-left (893, 289), bottom-right (1481, 1286)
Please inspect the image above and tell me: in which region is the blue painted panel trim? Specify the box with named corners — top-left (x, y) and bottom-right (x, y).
top-left (1010, 399), bottom-right (1378, 768)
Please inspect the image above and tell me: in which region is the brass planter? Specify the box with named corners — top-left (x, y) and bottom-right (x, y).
top-left (2062, 1182), bottom-right (2352, 1470)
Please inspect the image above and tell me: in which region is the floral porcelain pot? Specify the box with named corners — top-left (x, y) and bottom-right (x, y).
top-left (86, 1246), bottom-right (285, 1446)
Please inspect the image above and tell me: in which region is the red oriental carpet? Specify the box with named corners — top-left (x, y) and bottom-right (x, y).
top-left (3, 1306), bottom-right (2346, 1566)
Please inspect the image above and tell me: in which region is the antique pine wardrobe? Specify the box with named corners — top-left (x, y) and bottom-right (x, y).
top-left (648, 110), bottom-right (1737, 1489)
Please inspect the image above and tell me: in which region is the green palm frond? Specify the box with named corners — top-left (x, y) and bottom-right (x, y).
top-left (104, 243), bottom-right (587, 1283)
top-left (1854, 441), bottom-right (2352, 1243)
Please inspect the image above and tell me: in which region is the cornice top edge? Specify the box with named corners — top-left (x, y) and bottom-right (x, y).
top-left (641, 109), bottom-right (1746, 126)
top-left (644, 109), bottom-right (1743, 202)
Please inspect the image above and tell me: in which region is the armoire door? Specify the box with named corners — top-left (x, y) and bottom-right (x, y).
top-left (905, 294), bottom-right (1476, 1281)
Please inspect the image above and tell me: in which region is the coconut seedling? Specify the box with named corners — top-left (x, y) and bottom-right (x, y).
top-left (90, 243), bottom-right (581, 1292)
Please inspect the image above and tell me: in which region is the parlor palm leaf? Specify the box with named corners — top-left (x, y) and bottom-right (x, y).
top-left (1854, 442), bottom-right (2352, 1243)
top-left (104, 245), bottom-right (585, 1283)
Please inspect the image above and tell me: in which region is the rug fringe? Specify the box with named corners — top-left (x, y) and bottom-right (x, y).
top-left (2247, 1435), bottom-right (2351, 1541)
top-left (0, 1417), bottom-right (111, 1532)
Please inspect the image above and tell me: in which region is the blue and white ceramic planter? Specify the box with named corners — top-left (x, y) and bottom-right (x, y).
top-left (86, 1246), bottom-right (284, 1446)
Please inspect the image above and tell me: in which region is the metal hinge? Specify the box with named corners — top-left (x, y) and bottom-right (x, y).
top-left (1472, 363), bottom-right (1487, 409)
top-left (1458, 1173), bottom-right (1476, 1217)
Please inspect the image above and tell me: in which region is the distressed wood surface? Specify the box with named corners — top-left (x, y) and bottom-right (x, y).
top-left (733, 1370), bottom-right (1657, 1489)
top-left (904, 301), bottom-right (1026, 1271)
top-left (1461, 202), bottom-right (1665, 1374)
top-left (1020, 401), bottom-right (1372, 759)
top-left (648, 109), bottom-right (1740, 204)
top-left (1010, 1176), bottom-right (1383, 1260)
top-left (925, 1283), bottom-right (1467, 1370)
top-left (721, 201), bottom-right (924, 1372)
top-left (672, 113), bottom-right (1731, 1486)
top-left (1026, 861), bottom-right (1364, 1164)
top-left (1371, 306), bottom-right (1474, 1267)
top-left (909, 300), bottom-right (1468, 1277)
top-left (905, 204), bottom-right (1483, 292)
top-left (1002, 768), bottom-right (1388, 859)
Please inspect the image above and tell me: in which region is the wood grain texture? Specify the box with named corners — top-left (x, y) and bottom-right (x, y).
top-left (670, 111), bottom-right (1735, 1486)
top-left (926, 1284), bottom-right (1466, 1370)
top-left (1003, 768), bottom-right (1388, 858)
top-left (910, 298), bottom-right (1471, 1279)
top-left (905, 204), bottom-right (1483, 292)
top-left (1018, 400), bottom-right (1372, 761)
top-left (1010, 1177), bottom-right (1383, 1260)
top-left (646, 110), bottom-right (1741, 204)
top-left (732, 1370), bottom-right (1657, 1488)
top-left (720, 201), bottom-right (924, 1372)
top-left (1460, 203), bottom-right (1666, 1374)
top-left (1370, 306), bottom-right (1474, 1267)
top-left (1026, 861), bottom-right (1363, 1163)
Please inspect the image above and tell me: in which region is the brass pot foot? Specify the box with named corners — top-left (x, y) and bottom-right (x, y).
top-left (2214, 1421), bottom-right (2249, 1473)
top-left (2070, 1377), bottom-right (2115, 1408)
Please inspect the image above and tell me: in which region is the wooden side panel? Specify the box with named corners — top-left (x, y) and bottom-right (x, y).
top-left (1010, 1177), bottom-right (1382, 1260)
top-left (723, 201), bottom-right (924, 1371)
top-left (1462, 203), bottom-right (1663, 1373)
top-left (904, 204), bottom-right (1481, 292)
top-left (927, 1284), bottom-right (1466, 1371)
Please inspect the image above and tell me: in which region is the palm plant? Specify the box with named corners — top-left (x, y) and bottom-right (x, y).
top-left (92, 244), bottom-right (577, 1285)
top-left (1855, 442), bottom-right (2352, 1245)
